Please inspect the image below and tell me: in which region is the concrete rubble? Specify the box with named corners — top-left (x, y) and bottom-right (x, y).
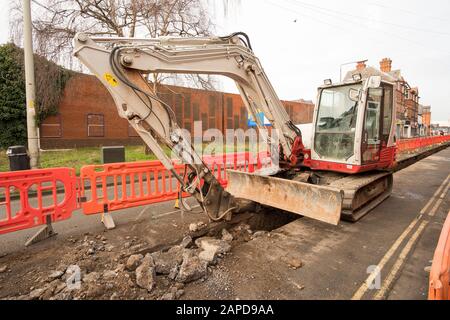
top-left (281, 255), bottom-right (303, 269)
top-left (252, 231), bottom-right (269, 238)
top-left (189, 221), bottom-right (207, 233)
top-left (47, 270), bottom-right (64, 281)
top-left (196, 237), bottom-right (232, 264)
top-left (221, 229), bottom-right (233, 242)
top-left (1, 221), bottom-right (268, 300)
top-left (135, 254), bottom-right (157, 292)
top-left (151, 247), bottom-right (184, 275)
top-left (125, 254), bottom-right (143, 271)
top-left (175, 250), bottom-right (207, 283)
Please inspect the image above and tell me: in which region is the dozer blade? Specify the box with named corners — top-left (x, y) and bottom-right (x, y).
top-left (226, 170), bottom-right (343, 225)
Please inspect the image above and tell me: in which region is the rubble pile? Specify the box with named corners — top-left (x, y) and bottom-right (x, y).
top-left (1, 221), bottom-right (278, 301)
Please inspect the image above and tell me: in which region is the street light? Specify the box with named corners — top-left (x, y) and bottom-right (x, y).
top-left (23, 0), bottom-right (40, 168)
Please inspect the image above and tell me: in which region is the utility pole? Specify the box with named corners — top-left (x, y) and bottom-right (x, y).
top-left (23, 0), bottom-right (40, 168)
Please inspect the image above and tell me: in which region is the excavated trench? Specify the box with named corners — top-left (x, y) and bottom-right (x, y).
top-left (137, 208), bottom-right (300, 257)
top-left (227, 209), bottom-right (299, 234)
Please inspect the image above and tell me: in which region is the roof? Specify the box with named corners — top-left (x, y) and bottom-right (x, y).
top-left (343, 66), bottom-right (400, 83)
top-left (292, 99), bottom-right (314, 105)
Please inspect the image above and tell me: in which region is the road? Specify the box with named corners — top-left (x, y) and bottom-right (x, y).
top-left (183, 147), bottom-right (450, 300)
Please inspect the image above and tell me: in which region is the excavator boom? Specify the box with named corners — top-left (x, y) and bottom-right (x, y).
top-left (73, 32), bottom-right (343, 225)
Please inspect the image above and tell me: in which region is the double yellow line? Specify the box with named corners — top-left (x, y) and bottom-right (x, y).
top-left (351, 174), bottom-right (450, 300)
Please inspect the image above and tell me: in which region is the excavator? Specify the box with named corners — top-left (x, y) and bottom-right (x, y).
top-left (73, 32), bottom-right (397, 226)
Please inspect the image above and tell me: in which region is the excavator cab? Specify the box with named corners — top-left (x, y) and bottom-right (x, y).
top-left (310, 76), bottom-right (396, 174)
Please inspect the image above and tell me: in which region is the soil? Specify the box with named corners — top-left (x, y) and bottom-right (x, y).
top-left (0, 206), bottom-right (297, 300)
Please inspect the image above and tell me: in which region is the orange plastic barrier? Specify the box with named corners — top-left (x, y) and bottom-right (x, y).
top-left (398, 135), bottom-right (450, 153)
top-left (80, 160), bottom-right (186, 215)
top-left (429, 211), bottom-right (450, 300)
top-left (80, 152), bottom-right (271, 215)
top-left (0, 168), bottom-right (79, 235)
top-left (202, 151), bottom-right (270, 187)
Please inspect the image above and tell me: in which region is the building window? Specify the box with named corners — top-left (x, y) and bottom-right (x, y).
top-left (87, 113), bottom-right (105, 137)
top-left (40, 114), bottom-right (62, 138)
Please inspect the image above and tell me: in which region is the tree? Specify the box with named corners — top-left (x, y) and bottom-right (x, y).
top-left (10, 0), bottom-right (216, 90)
top-left (0, 43), bottom-right (72, 148)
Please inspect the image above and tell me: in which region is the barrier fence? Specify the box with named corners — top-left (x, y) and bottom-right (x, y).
top-left (80, 151), bottom-right (271, 215)
top-left (429, 211), bottom-right (450, 300)
top-left (80, 160), bottom-right (186, 215)
top-left (0, 135), bottom-right (448, 236)
top-left (0, 168), bottom-right (79, 235)
top-left (397, 135), bottom-right (450, 153)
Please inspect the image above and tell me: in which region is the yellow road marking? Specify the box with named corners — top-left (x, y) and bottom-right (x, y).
top-left (420, 174), bottom-right (450, 214)
top-left (373, 220), bottom-right (429, 300)
top-left (429, 183), bottom-right (449, 217)
top-left (352, 172), bottom-right (450, 300)
top-left (351, 216), bottom-right (422, 300)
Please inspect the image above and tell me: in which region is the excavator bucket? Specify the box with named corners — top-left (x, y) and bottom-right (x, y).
top-left (226, 170), bottom-right (343, 225)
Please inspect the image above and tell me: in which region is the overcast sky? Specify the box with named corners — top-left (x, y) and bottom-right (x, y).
top-left (213, 0), bottom-right (450, 123)
top-left (1, 0), bottom-right (449, 123)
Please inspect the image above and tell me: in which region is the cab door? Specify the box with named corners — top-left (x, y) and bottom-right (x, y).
top-left (361, 88), bottom-right (383, 164)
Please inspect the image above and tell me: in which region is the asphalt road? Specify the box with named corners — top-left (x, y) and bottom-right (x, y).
top-left (183, 147), bottom-right (450, 300)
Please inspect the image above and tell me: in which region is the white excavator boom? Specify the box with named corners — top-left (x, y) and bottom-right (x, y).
top-left (73, 32), bottom-right (342, 225)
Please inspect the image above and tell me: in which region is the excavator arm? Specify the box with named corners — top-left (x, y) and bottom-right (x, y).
top-left (73, 32), bottom-right (342, 224)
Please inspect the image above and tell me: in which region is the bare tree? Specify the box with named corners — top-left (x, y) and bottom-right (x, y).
top-left (10, 0), bottom-right (216, 90)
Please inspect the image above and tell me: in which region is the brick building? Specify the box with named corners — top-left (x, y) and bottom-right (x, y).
top-left (345, 58), bottom-right (429, 138)
top-left (40, 74), bottom-right (314, 149)
top-left (420, 105), bottom-right (431, 136)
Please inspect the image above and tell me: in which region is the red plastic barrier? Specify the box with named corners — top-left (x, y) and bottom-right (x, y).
top-left (202, 151), bottom-right (271, 187)
top-left (429, 211), bottom-right (450, 300)
top-left (0, 168), bottom-right (79, 235)
top-left (80, 160), bottom-right (186, 215)
top-left (80, 152), bottom-right (271, 215)
top-left (398, 135), bottom-right (450, 153)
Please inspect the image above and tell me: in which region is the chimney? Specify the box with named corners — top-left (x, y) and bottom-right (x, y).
top-left (380, 58), bottom-right (392, 73)
top-left (356, 60), bottom-right (367, 71)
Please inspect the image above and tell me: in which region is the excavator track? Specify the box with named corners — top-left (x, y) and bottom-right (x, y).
top-left (328, 172), bottom-right (393, 222)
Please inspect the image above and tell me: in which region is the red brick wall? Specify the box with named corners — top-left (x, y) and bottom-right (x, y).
top-left (40, 74), bottom-right (141, 148)
top-left (40, 74), bottom-right (314, 148)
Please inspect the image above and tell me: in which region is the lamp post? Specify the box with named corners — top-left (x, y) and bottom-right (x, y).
top-left (23, 0), bottom-right (40, 168)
